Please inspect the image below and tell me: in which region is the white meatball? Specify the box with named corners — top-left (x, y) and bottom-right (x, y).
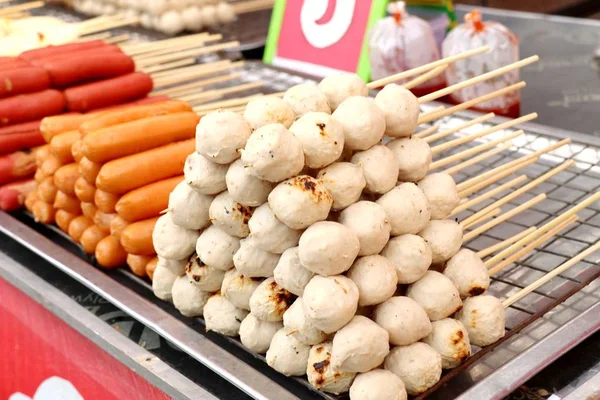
top-left (376, 183), bottom-right (431, 236)
top-left (233, 237), bottom-right (280, 278)
top-left (239, 314), bottom-right (282, 354)
top-left (156, 256), bottom-right (186, 275)
top-left (152, 265), bottom-right (178, 301)
top-left (317, 162), bottom-right (365, 210)
top-left (248, 203), bottom-right (301, 254)
top-left (332, 97), bottom-right (386, 151)
top-left (303, 275), bottom-right (359, 334)
top-left (418, 219), bottom-right (463, 265)
top-left (298, 221), bottom-right (360, 276)
top-left (249, 278), bottom-right (294, 322)
top-left (374, 84), bottom-right (420, 138)
top-left (196, 225), bottom-right (240, 271)
top-left (351, 145), bottom-right (399, 194)
top-left (384, 343), bottom-right (442, 396)
top-left (418, 173), bottom-right (461, 220)
top-left (184, 152), bottom-right (228, 195)
top-left (373, 296), bottom-right (432, 346)
top-left (196, 109), bottom-right (251, 164)
top-left (225, 159), bottom-right (274, 207)
top-left (283, 84), bottom-right (331, 117)
top-left (185, 254), bottom-right (226, 292)
top-left (182, 6), bottom-right (203, 31)
top-left (346, 255), bottom-right (397, 306)
top-left (349, 370), bottom-right (408, 400)
top-left (331, 316), bottom-right (390, 373)
top-left (273, 247), bottom-right (315, 296)
top-left (243, 96), bottom-right (295, 130)
top-left (381, 234), bottom-right (432, 284)
top-left (153, 213), bottom-right (199, 260)
top-left (240, 124), bottom-right (304, 183)
top-left (148, 0), bottom-right (168, 14)
top-left (407, 271), bottom-right (463, 321)
top-left (220, 268), bottom-right (262, 310)
top-left (200, 4), bottom-right (217, 27)
top-left (268, 176), bottom-right (332, 229)
top-left (158, 10), bottom-right (185, 35)
top-left (168, 181), bottom-right (212, 230)
top-left (289, 112), bottom-right (343, 169)
top-left (387, 137), bottom-right (432, 182)
top-left (203, 294), bottom-right (248, 337)
top-left (307, 341), bottom-right (356, 394)
top-left (318, 73), bottom-right (368, 111)
top-left (283, 298), bottom-right (327, 345)
top-left (444, 248), bottom-right (490, 298)
top-left (209, 191), bottom-right (253, 238)
top-left (266, 328), bottom-right (311, 376)
top-left (423, 318), bottom-right (472, 369)
top-left (338, 201), bottom-right (391, 256)
top-left (456, 295), bottom-right (505, 347)
top-left (172, 275), bottom-right (210, 317)
top-left (215, 1), bottom-right (236, 24)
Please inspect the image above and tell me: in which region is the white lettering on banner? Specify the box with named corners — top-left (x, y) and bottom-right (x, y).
top-left (9, 377), bottom-right (84, 400)
top-left (300, 0), bottom-right (356, 49)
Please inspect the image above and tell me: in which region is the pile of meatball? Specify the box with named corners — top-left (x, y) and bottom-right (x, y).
top-left (72, 0), bottom-right (237, 35)
top-left (151, 73), bottom-right (507, 398)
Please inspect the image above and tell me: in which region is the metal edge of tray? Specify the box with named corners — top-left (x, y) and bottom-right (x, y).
top-left (0, 250), bottom-right (216, 400)
top-left (563, 368), bottom-right (600, 399)
top-left (0, 212), bottom-right (300, 400)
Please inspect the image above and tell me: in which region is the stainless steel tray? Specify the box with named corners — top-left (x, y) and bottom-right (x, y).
top-left (1, 61), bottom-right (599, 400)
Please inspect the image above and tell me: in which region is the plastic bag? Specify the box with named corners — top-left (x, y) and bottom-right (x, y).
top-left (442, 10), bottom-right (520, 117)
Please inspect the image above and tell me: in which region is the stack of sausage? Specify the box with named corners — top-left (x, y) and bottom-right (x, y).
top-left (27, 100), bottom-right (199, 280)
top-left (0, 40), bottom-right (156, 211)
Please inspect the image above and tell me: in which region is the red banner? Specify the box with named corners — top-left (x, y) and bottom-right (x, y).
top-left (0, 277), bottom-right (171, 400)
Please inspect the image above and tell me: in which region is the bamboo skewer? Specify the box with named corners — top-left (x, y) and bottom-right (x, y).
top-left (104, 33), bottom-right (130, 44)
top-left (153, 62), bottom-right (242, 88)
top-left (151, 60), bottom-right (232, 79)
top-left (123, 33), bottom-right (211, 55)
top-left (133, 34), bottom-right (222, 60)
top-left (501, 239), bottom-right (600, 308)
top-left (458, 158), bottom-right (538, 198)
top-left (0, 1), bottom-right (44, 17)
top-left (178, 81), bottom-right (263, 104)
top-left (76, 32), bottom-right (113, 42)
top-left (136, 41), bottom-right (240, 67)
top-left (420, 113), bottom-right (495, 142)
top-left (444, 143), bottom-right (512, 176)
top-left (79, 16), bottom-right (139, 35)
top-left (193, 94), bottom-right (264, 113)
top-left (476, 226), bottom-right (537, 258)
top-left (463, 208), bottom-right (502, 230)
top-left (403, 65), bottom-right (448, 90)
top-left (415, 124), bottom-right (439, 139)
top-left (454, 175), bottom-right (528, 215)
top-left (233, 0), bottom-right (274, 13)
top-left (142, 58), bottom-right (197, 74)
top-left (155, 72), bottom-right (243, 97)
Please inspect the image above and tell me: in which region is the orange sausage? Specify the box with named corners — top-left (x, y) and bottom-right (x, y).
top-left (32, 201), bottom-right (55, 224)
top-left (115, 175), bottom-right (181, 222)
top-left (67, 215), bottom-right (93, 242)
top-left (94, 210), bottom-right (116, 234)
top-left (40, 112), bottom-right (98, 143)
top-left (96, 139), bottom-right (194, 194)
top-left (81, 201), bottom-right (97, 219)
top-left (55, 209), bottom-right (78, 232)
top-left (53, 190), bottom-right (81, 214)
top-left (24, 190), bottom-right (39, 212)
top-left (145, 257), bottom-right (158, 280)
top-left (37, 176), bottom-right (57, 203)
top-left (53, 163), bottom-right (79, 196)
top-left (71, 139), bottom-right (84, 163)
top-left (79, 100), bottom-right (192, 136)
top-left (74, 176), bottom-right (96, 202)
top-left (81, 112), bottom-right (199, 163)
top-left (120, 216), bottom-right (158, 256)
top-left (50, 130), bottom-right (78, 164)
top-left (94, 189), bottom-right (119, 213)
top-left (80, 224), bottom-right (107, 254)
top-left (40, 155), bottom-right (62, 177)
top-left (127, 254), bottom-right (154, 277)
top-left (109, 215), bottom-right (129, 240)
top-left (79, 157), bottom-right (101, 184)
top-left (95, 235), bottom-right (127, 268)
top-left (34, 144), bottom-right (51, 167)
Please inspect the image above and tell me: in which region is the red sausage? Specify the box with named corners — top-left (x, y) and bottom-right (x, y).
top-left (0, 67), bottom-right (51, 98)
top-left (29, 44), bottom-right (123, 66)
top-left (0, 120), bottom-right (41, 136)
top-left (0, 178), bottom-right (37, 211)
top-left (0, 58), bottom-right (31, 70)
top-left (19, 40), bottom-right (108, 62)
top-left (43, 52), bottom-right (135, 87)
top-left (0, 131), bottom-right (45, 154)
top-left (0, 151), bottom-right (36, 184)
top-left (0, 90), bottom-right (66, 126)
top-left (65, 72), bottom-right (154, 112)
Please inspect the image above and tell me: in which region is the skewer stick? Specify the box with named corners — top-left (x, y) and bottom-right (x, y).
top-left (476, 226), bottom-right (537, 258)
top-left (431, 113), bottom-right (536, 154)
top-left (463, 193), bottom-right (547, 243)
top-left (197, 104), bottom-right (247, 117)
top-left (133, 34), bottom-right (222, 60)
top-left (415, 124), bottom-right (439, 139)
top-left (419, 56), bottom-right (539, 104)
top-left (76, 32), bottom-right (113, 42)
top-left (152, 62), bottom-right (240, 88)
top-left (444, 143), bottom-right (512, 176)
top-left (178, 81), bottom-right (263, 103)
top-left (403, 65), bottom-right (447, 90)
top-left (501, 239), bottom-right (600, 308)
top-left (142, 58), bottom-right (197, 74)
top-left (0, 1), bottom-right (44, 16)
top-left (431, 130), bottom-right (524, 171)
top-left (136, 41), bottom-right (240, 67)
top-left (193, 93), bottom-right (264, 113)
top-left (489, 216), bottom-right (578, 276)
top-left (484, 192), bottom-right (600, 268)
top-left (155, 72), bottom-right (243, 97)
top-left (368, 46), bottom-right (490, 89)
top-left (462, 160), bottom-right (574, 227)
top-left (454, 175), bottom-right (528, 215)
top-left (78, 14), bottom-right (123, 29)
top-left (124, 33), bottom-right (212, 56)
top-left (421, 112), bottom-right (495, 142)
top-left (104, 33), bottom-right (130, 44)
top-left (458, 158), bottom-right (538, 198)
top-left (233, 0), bottom-right (274, 13)
top-left (151, 60), bottom-right (231, 78)
top-left (457, 138), bottom-right (571, 193)
top-left (79, 16), bottom-right (139, 35)
top-left (463, 208), bottom-right (502, 230)
top-left (418, 82), bottom-right (526, 125)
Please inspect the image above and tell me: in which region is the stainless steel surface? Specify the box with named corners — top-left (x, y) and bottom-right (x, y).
top-left (563, 368), bottom-right (600, 399)
top-left (0, 250), bottom-right (215, 400)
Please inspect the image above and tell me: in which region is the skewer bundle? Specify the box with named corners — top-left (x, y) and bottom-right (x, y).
top-left (148, 48), bottom-right (600, 397)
